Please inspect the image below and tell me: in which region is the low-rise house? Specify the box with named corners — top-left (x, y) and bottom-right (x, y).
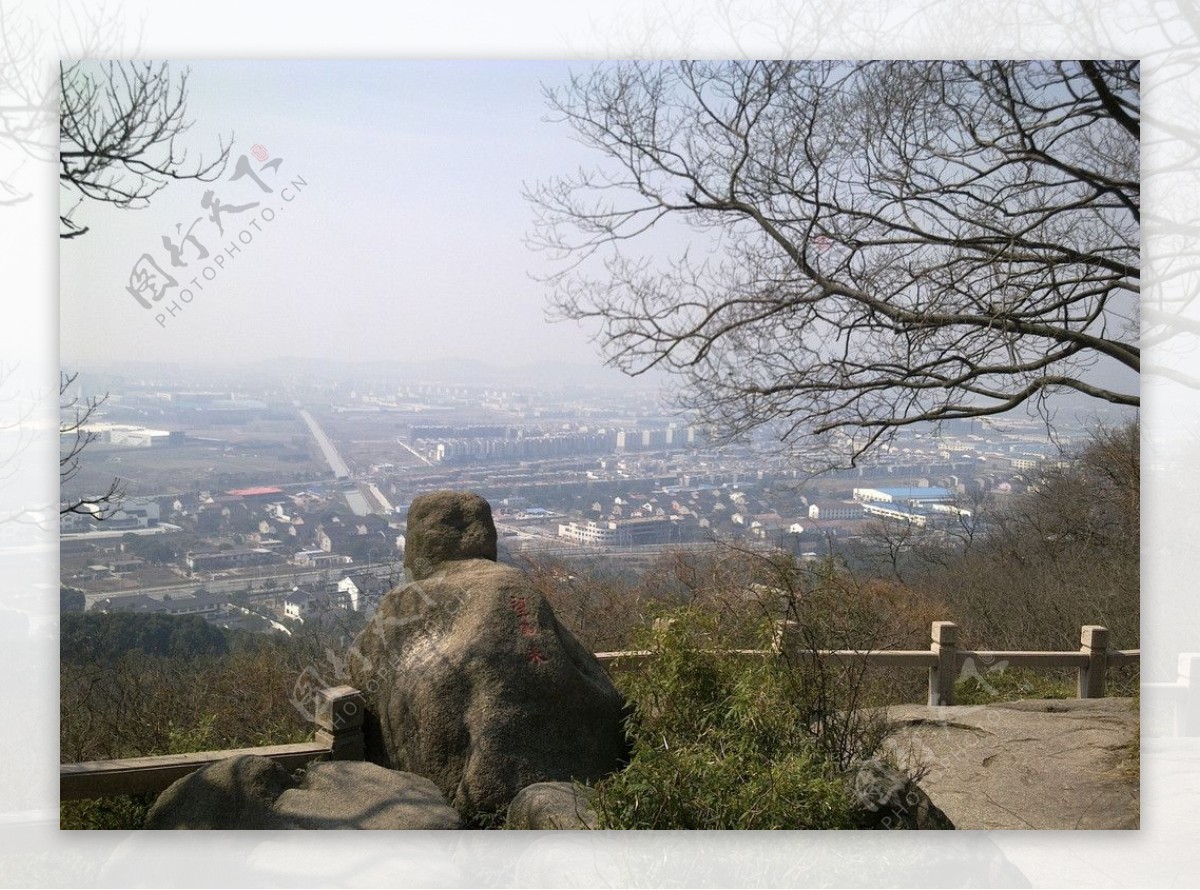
top-left (283, 589), bottom-right (322, 621)
top-left (283, 584), bottom-right (353, 622)
top-left (337, 572), bottom-right (389, 615)
top-left (93, 590), bottom-right (228, 617)
top-left (186, 548), bottom-right (278, 572)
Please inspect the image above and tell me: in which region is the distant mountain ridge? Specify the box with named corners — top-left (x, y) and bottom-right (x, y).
top-left (65, 356), bottom-right (668, 391)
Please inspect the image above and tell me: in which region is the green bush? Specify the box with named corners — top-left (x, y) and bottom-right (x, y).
top-left (593, 607), bottom-right (896, 829)
top-left (954, 666), bottom-right (1075, 705)
top-left (60, 794), bottom-right (156, 831)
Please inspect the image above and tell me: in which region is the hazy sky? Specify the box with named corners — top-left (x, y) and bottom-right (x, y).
top-left (60, 60), bottom-right (627, 369)
top-left (58, 59), bottom-right (1136, 403)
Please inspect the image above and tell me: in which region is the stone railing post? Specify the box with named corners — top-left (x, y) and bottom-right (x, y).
top-left (314, 685), bottom-right (365, 760)
top-left (929, 621), bottom-right (958, 706)
top-left (772, 619), bottom-right (800, 658)
top-left (1078, 626), bottom-right (1110, 699)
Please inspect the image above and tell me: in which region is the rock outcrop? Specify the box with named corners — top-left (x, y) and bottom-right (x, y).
top-left (144, 755), bottom-right (461, 830)
top-left (884, 698), bottom-right (1138, 829)
top-left (349, 491), bottom-right (629, 821)
top-left (403, 490), bottom-right (497, 579)
top-left (847, 759), bottom-right (955, 830)
top-left (507, 782), bottom-right (599, 830)
top-left (272, 761), bottom-right (461, 829)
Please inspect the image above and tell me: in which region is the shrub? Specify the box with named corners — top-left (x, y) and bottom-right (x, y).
top-left (60, 793), bottom-right (157, 831)
top-left (593, 606), bottom-right (900, 829)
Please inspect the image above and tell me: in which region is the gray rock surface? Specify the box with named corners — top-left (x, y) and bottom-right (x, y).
top-left (348, 558), bottom-right (629, 821)
top-left (144, 755), bottom-right (460, 830)
top-left (404, 491), bottom-right (497, 580)
top-left (144, 754), bottom-right (298, 830)
top-left (507, 781), bottom-right (599, 830)
top-left (274, 761), bottom-right (461, 829)
top-left (884, 697), bottom-right (1139, 829)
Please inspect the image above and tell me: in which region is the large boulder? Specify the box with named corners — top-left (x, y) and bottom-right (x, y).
top-left (145, 755), bottom-right (299, 830)
top-left (145, 755), bottom-right (461, 830)
top-left (404, 491), bottom-right (497, 580)
top-left (348, 558), bottom-right (629, 821)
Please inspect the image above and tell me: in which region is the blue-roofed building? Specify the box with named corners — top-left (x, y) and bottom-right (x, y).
top-left (852, 486), bottom-right (953, 506)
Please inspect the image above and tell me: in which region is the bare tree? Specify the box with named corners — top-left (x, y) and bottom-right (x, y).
top-left (922, 422), bottom-right (1139, 651)
top-left (528, 61), bottom-right (1139, 465)
top-left (57, 60), bottom-right (227, 509)
top-left (852, 485), bottom-right (993, 583)
top-left (59, 371), bottom-right (125, 518)
top-left (59, 60), bottom-right (231, 238)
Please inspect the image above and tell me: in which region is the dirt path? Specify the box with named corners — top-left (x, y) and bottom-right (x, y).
top-left (885, 697), bottom-right (1139, 829)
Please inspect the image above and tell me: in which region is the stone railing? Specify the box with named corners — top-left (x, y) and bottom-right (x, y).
top-left (595, 621), bottom-right (1139, 707)
top-left (61, 623), bottom-right (1140, 801)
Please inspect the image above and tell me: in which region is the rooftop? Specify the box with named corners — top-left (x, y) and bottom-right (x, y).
top-left (872, 487), bottom-right (952, 499)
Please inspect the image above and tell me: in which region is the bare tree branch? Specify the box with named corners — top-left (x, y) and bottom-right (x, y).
top-left (528, 61), bottom-right (1139, 467)
top-left (59, 370), bottom-right (126, 518)
top-left (58, 60), bottom-right (232, 238)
